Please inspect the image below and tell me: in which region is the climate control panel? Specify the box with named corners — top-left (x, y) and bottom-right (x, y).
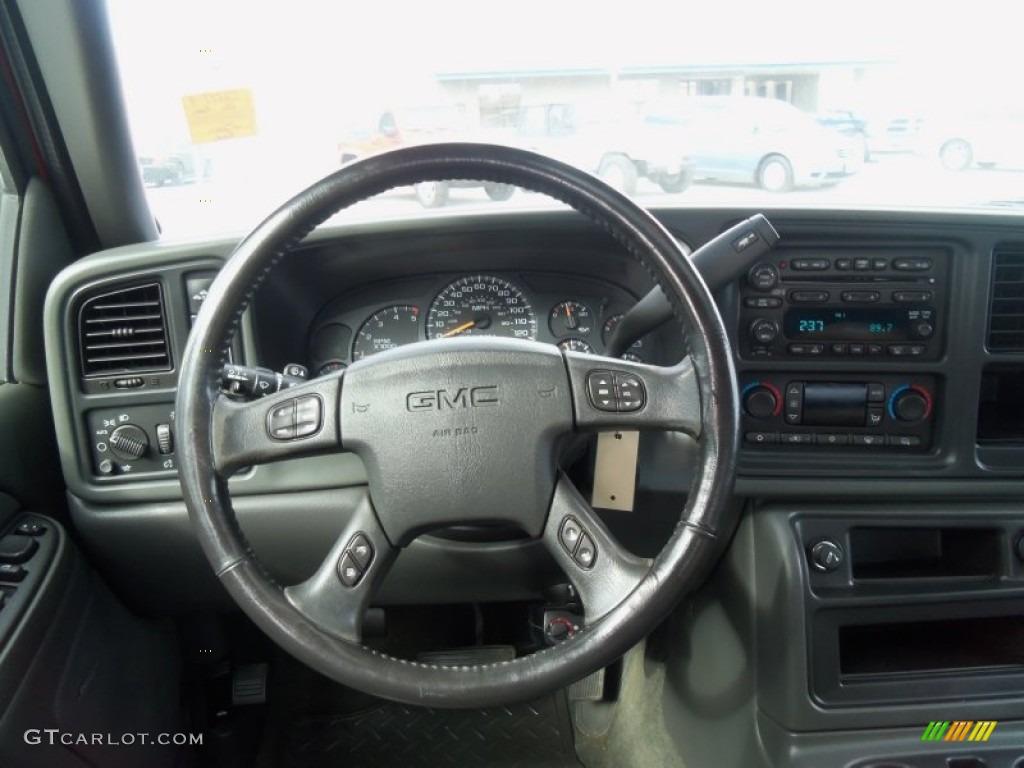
top-left (740, 374), bottom-right (936, 450)
top-left (86, 402), bottom-right (177, 478)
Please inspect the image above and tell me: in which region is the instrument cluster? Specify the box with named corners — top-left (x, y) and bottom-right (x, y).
top-left (308, 272), bottom-right (654, 376)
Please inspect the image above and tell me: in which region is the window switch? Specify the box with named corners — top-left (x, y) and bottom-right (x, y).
top-left (0, 535), bottom-right (38, 564)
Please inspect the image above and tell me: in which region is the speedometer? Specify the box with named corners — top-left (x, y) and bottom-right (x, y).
top-left (426, 276), bottom-right (537, 341)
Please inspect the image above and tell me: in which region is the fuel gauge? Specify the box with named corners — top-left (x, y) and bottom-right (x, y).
top-left (549, 301), bottom-right (593, 336)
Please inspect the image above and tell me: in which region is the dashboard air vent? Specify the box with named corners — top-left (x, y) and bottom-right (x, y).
top-left (988, 249), bottom-right (1024, 352)
top-left (78, 283), bottom-right (171, 376)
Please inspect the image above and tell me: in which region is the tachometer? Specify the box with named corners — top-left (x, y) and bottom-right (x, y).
top-left (426, 276), bottom-right (537, 340)
top-left (353, 305), bottom-right (421, 360)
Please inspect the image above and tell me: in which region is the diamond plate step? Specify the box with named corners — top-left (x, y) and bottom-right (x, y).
top-left (281, 692), bottom-right (581, 768)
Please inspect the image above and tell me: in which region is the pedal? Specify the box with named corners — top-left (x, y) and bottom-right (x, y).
top-left (568, 668), bottom-right (605, 701)
top-left (417, 646), bottom-right (515, 665)
top-left (231, 662), bottom-right (268, 706)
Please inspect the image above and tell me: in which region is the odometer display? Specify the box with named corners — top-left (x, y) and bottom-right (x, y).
top-left (353, 305), bottom-right (421, 360)
top-left (426, 276), bottom-right (537, 340)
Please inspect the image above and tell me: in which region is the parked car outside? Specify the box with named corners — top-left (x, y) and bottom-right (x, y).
top-left (922, 109), bottom-right (1024, 170)
top-left (816, 108), bottom-right (871, 161)
top-left (508, 102), bottom-right (696, 196)
top-left (137, 147), bottom-right (205, 186)
top-left (644, 96), bottom-right (862, 192)
top-left (337, 105), bottom-right (515, 207)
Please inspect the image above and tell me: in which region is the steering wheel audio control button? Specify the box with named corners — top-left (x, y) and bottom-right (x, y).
top-left (614, 373), bottom-right (646, 412)
top-left (348, 533), bottom-right (374, 570)
top-left (586, 371), bottom-right (616, 411)
top-left (574, 534), bottom-right (597, 569)
top-left (338, 553), bottom-right (364, 587)
top-left (559, 516), bottom-right (584, 554)
top-left (266, 401), bottom-right (297, 440)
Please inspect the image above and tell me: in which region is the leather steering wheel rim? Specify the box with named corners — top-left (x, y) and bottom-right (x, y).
top-left (175, 142), bottom-right (738, 708)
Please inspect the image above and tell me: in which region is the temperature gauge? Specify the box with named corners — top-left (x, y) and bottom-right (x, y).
top-left (602, 314), bottom-right (644, 350)
top-left (557, 338), bottom-right (595, 354)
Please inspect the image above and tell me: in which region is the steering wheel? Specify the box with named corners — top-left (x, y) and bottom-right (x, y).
top-left (175, 143), bottom-right (738, 708)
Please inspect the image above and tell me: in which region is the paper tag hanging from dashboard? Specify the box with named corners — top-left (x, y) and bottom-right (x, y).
top-left (592, 431), bottom-right (639, 512)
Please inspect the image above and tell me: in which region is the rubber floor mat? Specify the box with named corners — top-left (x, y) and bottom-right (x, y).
top-left (279, 692), bottom-right (582, 768)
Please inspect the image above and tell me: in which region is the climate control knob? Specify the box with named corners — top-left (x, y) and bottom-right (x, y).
top-left (744, 386), bottom-right (778, 419)
top-left (109, 424), bottom-right (149, 460)
top-left (890, 387), bottom-right (931, 423)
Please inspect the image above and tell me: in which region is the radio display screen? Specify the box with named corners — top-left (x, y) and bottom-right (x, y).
top-left (784, 308), bottom-right (924, 341)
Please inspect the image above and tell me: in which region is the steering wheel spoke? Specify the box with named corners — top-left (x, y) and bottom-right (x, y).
top-left (212, 371), bottom-right (344, 476)
top-left (542, 474), bottom-right (651, 624)
top-left (284, 491), bottom-right (396, 643)
top-left (563, 352), bottom-right (702, 437)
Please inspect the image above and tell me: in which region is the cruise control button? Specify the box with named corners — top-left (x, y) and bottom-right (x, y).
top-left (559, 517), bottom-right (583, 555)
top-left (14, 522), bottom-right (45, 536)
top-left (348, 533), bottom-right (374, 570)
top-left (266, 400), bottom-right (296, 440)
top-left (587, 371), bottom-right (616, 412)
top-left (338, 553), bottom-right (364, 587)
top-left (574, 534), bottom-right (596, 569)
top-left (294, 395), bottom-right (323, 438)
top-left (0, 563), bottom-right (26, 582)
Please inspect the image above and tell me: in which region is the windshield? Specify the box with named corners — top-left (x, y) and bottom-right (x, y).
top-left (106, 0), bottom-right (1022, 238)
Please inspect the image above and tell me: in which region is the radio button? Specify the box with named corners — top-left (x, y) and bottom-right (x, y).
top-left (888, 434), bottom-right (922, 447)
top-left (791, 258), bottom-right (830, 270)
top-left (745, 431), bottom-right (777, 444)
top-left (853, 258), bottom-right (871, 271)
top-left (789, 290), bottom-right (830, 303)
top-left (867, 343), bottom-right (884, 355)
top-left (835, 258), bottom-right (853, 270)
top-left (841, 290), bottom-right (881, 303)
top-left (911, 320), bottom-right (935, 339)
top-left (867, 382), bottom-right (886, 402)
top-left (893, 258), bottom-right (932, 271)
top-left (888, 343), bottom-right (927, 357)
top-left (788, 343), bottom-right (824, 355)
top-left (851, 434), bottom-right (886, 447)
top-left (816, 433), bottom-right (851, 446)
top-left (866, 407), bottom-right (885, 427)
top-left (743, 296), bottom-right (783, 309)
top-left (780, 432), bottom-right (813, 444)
top-left (872, 258), bottom-right (889, 270)
top-left (848, 343), bottom-right (865, 355)
top-left (893, 291), bottom-right (933, 303)
top-left (830, 343), bottom-right (848, 355)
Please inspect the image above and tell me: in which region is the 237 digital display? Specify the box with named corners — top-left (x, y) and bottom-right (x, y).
top-left (783, 308), bottom-right (922, 341)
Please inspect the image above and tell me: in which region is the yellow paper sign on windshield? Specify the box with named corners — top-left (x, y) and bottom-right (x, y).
top-left (182, 88), bottom-right (258, 144)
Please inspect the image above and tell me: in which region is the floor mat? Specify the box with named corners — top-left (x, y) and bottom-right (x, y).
top-left (278, 692), bottom-right (582, 768)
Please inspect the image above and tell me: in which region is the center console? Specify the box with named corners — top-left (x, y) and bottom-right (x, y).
top-left (735, 247), bottom-right (948, 455)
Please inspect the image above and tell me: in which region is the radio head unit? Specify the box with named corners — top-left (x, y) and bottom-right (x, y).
top-left (738, 249), bottom-right (948, 362)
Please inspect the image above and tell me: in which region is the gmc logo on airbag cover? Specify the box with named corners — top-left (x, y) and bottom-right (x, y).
top-left (406, 385), bottom-right (499, 411)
